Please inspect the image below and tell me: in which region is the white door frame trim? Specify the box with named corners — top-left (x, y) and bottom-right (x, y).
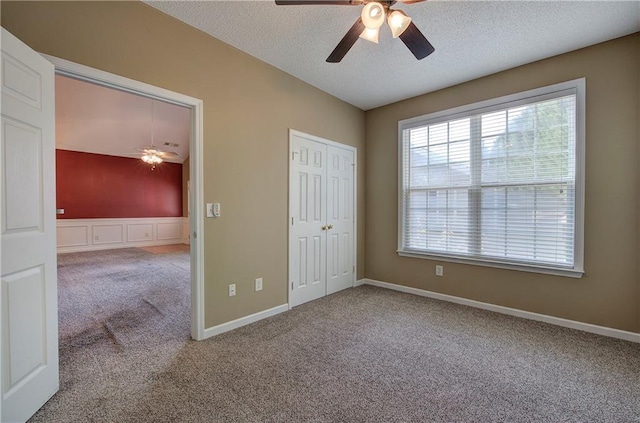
top-left (41, 54), bottom-right (206, 340)
top-left (287, 129), bottom-right (358, 308)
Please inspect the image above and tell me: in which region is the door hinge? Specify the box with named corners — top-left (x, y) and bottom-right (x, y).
top-left (291, 217), bottom-right (294, 225)
top-left (193, 231), bottom-right (197, 239)
top-left (291, 281), bottom-right (294, 290)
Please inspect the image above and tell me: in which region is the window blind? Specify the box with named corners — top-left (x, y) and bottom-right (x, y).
top-left (399, 84), bottom-right (583, 274)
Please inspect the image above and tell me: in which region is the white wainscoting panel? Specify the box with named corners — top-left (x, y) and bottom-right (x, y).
top-left (56, 225), bottom-right (88, 247)
top-left (157, 222), bottom-right (182, 240)
top-left (57, 217), bottom-right (186, 253)
top-left (93, 224), bottom-right (123, 245)
top-left (127, 223), bottom-right (153, 242)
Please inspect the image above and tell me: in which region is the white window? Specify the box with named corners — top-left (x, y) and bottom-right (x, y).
top-left (398, 79), bottom-right (585, 277)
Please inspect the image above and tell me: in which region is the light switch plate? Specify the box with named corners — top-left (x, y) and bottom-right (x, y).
top-left (255, 278), bottom-right (263, 292)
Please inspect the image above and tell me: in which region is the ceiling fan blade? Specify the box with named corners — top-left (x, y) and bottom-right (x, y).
top-left (275, 0), bottom-right (361, 5)
top-left (326, 18), bottom-right (366, 63)
top-left (160, 151), bottom-right (180, 158)
top-left (399, 22), bottom-right (435, 60)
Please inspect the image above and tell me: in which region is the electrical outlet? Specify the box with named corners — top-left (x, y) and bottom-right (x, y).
top-left (255, 277), bottom-right (263, 292)
top-left (228, 284), bottom-right (236, 297)
top-left (435, 265), bottom-right (444, 277)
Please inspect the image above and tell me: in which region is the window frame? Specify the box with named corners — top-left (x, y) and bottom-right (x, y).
top-left (397, 79), bottom-right (585, 278)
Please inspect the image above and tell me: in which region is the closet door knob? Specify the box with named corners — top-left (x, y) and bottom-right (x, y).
top-left (327, 224), bottom-right (334, 230)
top-left (321, 225), bottom-right (327, 231)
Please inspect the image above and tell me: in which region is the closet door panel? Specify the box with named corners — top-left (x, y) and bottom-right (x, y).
top-left (326, 145), bottom-right (355, 295)
top-left (289, 135), bottom-right (327, 307)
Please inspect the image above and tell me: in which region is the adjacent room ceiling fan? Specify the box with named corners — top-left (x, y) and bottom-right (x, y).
top-left (138, 99), bottom-right (181, 170)
top-left (275, 0), bottom-right (435, 63)
top-left (138, 145), bottom-right (180, 169)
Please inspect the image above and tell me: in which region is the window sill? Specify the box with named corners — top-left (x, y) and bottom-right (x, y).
top-left (397, 250), bottom-right (584, 279)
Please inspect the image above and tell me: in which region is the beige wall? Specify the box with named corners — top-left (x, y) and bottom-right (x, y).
top-left (365, 33), bottom-right (640, 333)
top-left (3, 1), bottom-right (637, 334)
top-left (182, 157), bottom-right (190, 218)
top-left (1, 1), bottom-right (366, 328)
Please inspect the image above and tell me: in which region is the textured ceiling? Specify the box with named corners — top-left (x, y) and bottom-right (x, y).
top-left (146, 0), bottom-right (640, 110)
top-left (56, 75), bottom-right (190, 163)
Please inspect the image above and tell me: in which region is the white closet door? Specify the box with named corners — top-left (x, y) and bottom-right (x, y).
top-left (289, 135), bottom-right (327, 307)
top-left (1, 28), bottom-right (59, 422)
top-left (326, 146), bottom-right (355, 295)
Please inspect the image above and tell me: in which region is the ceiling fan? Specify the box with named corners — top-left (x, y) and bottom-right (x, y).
top-left (275, 0), bottom-right (435, 63)
top-left (138, 144), bottom-right (180, 169)
top-left (138, 99), bottom-right (181, 170)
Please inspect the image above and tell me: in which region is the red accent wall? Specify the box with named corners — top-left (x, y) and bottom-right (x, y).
top-left (56, 150), bottom-right (183, 219)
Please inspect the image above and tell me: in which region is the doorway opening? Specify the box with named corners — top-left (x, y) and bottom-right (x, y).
top-left (37, 54), bottom-right (206, 420)
top-left (45, 55), bottom-right (205, 341)
top-left (55, 72), bottom-right (194, 357)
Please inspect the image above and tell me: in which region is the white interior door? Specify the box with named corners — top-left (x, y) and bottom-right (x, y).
top-left (1, 28), bottom-right (58, 422)
top-left (326, 146), bottom-right (355, 295)
top-left (289, 134), bottom-right (327, 307)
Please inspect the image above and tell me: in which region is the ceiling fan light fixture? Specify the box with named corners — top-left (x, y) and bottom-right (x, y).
top-left (359, 27), bottom-right (379, 44)
top-left (141, 152), bottom-right (163, 165)
top-left (361, 1), bottom-right (385, 29)
top-left (388, 9), bottom-right (412, 38)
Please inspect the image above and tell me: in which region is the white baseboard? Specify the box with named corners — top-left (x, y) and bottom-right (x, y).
top-left (58, 239), bottom-right (186, 254)
top-left (354, 279), bottom-right (366, 287)
top-left (203, 304), bottom-right (289, 339)
top-left (360, 278), bottom-right (640, 344)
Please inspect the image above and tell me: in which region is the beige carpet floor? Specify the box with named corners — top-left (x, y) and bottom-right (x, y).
top-left (30, 248), bottom-right (640, 422)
